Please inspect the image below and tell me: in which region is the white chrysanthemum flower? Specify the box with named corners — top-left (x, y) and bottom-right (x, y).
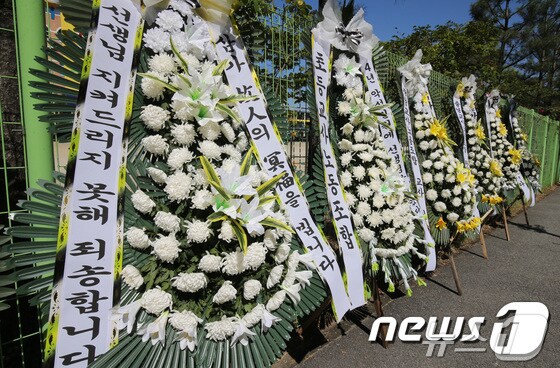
top-left (356, 202), bottom-right (371, 216)
top-left (342, 123), bottom-right (354, 136)
top-left (358, 228), bottom-right (375, 242)
top-left (221, 248), bottom-right (244, 275)
top-left (172, 272), bottom-right (208, 293)
top-left (140, 288), bottom-right (173, 315)
top-left (452, 197), bottom-right (462, 207)
top-left (242, 304), bottom-right (265, 328)
top-left (274, 243), bottom-right (290, 263)
top-left (447, 212), bottom-right (460, 222)
top-left (434, 201), bottom-right (447, 212)
top-left (358, 151), bottom-right (374, 162)
top-left (191, 189), bottom-right (213, 210)
top-left (422, 172), bottom-right (433, 184)
top-left (340, 152), bottom-right (353, 166)
top-left (426, 189), bottom-right (438, 201)
top-left (339, 139), bottom-right (353, 151)
top-left (434, 173), bottom-right (444, 183)
top-left (337, 101), bottom-right (352, 115)
top-left (441, 189), bottom-right (452, 198)
top-left (165, 171), bottom-right (192, 202)
top-left (243, 243), bottom-right (267, 270)
top-left (126, 227), bottom-right (150, 249)
top-left (267, 265), bottom-right (284, 288)
top-left (148, 53), bottom-right (176, 75)
top-left (221, 122), bottom-right (236, 142)
top-left (141, 72), bottom-right (167, 100)
top-left (154, 211), bottom-right (181, 233)
top-left (357, 184), bottom-right (373, 199)
top-left (243, 280), bottom-right (262, 300)
top-left (213, 281), bottom-right (237, 304)
top-left (142, 134), bottom-right (169, 156)
top-left (169, 310), bottom-right (202, 349)
top-left (345, 192), bottom-right (357, 207)
top-left (198, 253), bottom-right (222, 273)
top-left (352, 165), bottom-right (366, 180)
top-left (141, 105), bottom-right (170, 131)
top-left (122, 265), bottom-right (143, 289)
top-left (198, 121), bottom-right (222, 141)
top-left (372, 194), bottom-right (385, 209)
top-left (419, 141), bottom-right (430, 151)
top-left (132, 189), bottom-right (156, 214)
top-left (152, 234), bottom-right (181, 263)
top-left (266, 290), bottom-right (286, 311)
top-left (155, 10), bottom-right (184, 32)
top-left (381, 227), bottom-right (396, 240)
top-left (143, 28), bottom-right (170, 53)
top-left (422, 160), bottom-right (433, 169)
top-left (217, 220), bottom-right (235, 243)
top-left (205, 316), bottom-right (237, 341)
top-left (171, 124), bottom-right (197, 146)
top-left (452, 185), bottom-right (462, 196)
top-left (199, 140), bottom-right (222, 160)
top-left (167, 148), bottom-right (194, 171)
top-left (366, 212), bottom-right (383, 227)
top-left (263, 229), bottom-right (278, 250)
top-left (185, 220), bottom-right (212, 243)
top-left (147, 167), bottom-right (167, 184)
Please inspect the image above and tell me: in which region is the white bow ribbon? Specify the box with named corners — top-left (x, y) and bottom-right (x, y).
top-left (397, 49), bottom-right (432, 94)
top-left (312, 0), bottom-right (378, 57)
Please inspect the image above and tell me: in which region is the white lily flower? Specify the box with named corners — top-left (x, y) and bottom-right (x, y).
top-left (138, 312), bottom-right (169, 346)
top-left (116, 300), bottom-right (142, 334)
top-left (261, 308), bottom-right (282, 333)
top-left (217, 163), bottom-right (257, 197)
top-left (282, 283), bottom-right (302, 305)
top-left (238, 197), bottom-right (269, 236)
top-left (294, 270), bottom-right (313, 287)
top-left (230, 318), bottom-right (256, 346)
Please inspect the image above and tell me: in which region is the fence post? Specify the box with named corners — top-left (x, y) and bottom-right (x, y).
top-left (554, 122), bottom-right (560, 185)
top-left (540, 117), bottom-right (549, 188)
top-left (527, 110), bottom-right (535, 152)
top-left (15, 0), bottom-right (54, 189)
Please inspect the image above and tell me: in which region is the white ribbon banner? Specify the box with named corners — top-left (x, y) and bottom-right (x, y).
top-left (507, 108), bottom-right (534, 206)
top-left (484, 97), bottom-right (495, 158)
top-left (203, 19), bottom-right (352, 320)
top-left (311, 36), bottom-right (365, 308)
top-left (399, 77), bottom-right (437, 271)
top-left (48, 1), bottom-right (142, 366)
top-left (453, 94), bottom-right (482, 229)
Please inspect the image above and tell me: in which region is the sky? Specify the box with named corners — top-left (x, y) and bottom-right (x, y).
top-left (295, 0), bottom-right (475, 42)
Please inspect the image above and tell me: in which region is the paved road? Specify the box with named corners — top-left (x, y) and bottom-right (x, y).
top-left (296, 188), bottom-right (560, 368)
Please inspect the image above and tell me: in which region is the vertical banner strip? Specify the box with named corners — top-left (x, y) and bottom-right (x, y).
top-left (399, 77), bottom-right (437, 271)
top-left (46, 1), bottom-right (143, 367)
top-left (484, 97), bottom-right (495, 158)
top-left (202, 18), bottom-right (351, 320)
top-left (311, 36), bottom-right (365, 307)
top-left (453, 94), bottom-right (482, 229)
top-left (507, 109), bottom-right (532, 204)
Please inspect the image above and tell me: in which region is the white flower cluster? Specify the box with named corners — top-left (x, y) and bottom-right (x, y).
top-left (455, 76), bottom-right (504, 205)
top-left (333, 55), bottom-right (425, 293)
top-left (118, 2), bottom-right (314, 349)
top-left (509, 110), bottom-right (541, 192)
top-left (402, 59), bottom-right (478, 241)
top-left (485, 90), bottom-right (522, 192)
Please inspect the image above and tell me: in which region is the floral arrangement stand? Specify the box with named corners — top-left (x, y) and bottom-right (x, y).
top-left (501, 204), bottom-right (511, 241)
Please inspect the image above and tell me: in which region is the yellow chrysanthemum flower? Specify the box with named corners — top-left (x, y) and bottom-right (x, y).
top-left (422, 92), bottom-right (430, 105)
top-left (429, 119), bottom-right (449, 141)
top-left (456, 162), bottom-right (475, 185)
top-left (469, 99), bottom-right (476, 109)
top-left (475, 122), bottom-right (486, 141)
top-left (509, 148), bottom-right (522, 165)
top-left (489, 159), bottom-right (503, 177)
top-left (496, 109), bottom-right (502, 119)
top-left (456, 82), bottom-right (465, 98)
top-left (521, 133), bottom-right (528, 142)
top-left (436, 217), bottom-right (447, 230)
top-left (498, 122), bottom-right (508, 136)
